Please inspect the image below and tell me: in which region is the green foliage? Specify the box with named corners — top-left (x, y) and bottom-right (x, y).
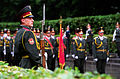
top-left (0, 61), bottom-right (113, 79)
top-left (0, 14), bottom-right (120, 34)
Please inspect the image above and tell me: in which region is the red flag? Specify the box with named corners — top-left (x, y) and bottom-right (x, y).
top-left (59, 17), bottom-right (65, 69)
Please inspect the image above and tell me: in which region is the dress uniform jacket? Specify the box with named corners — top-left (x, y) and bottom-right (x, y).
top-left (92, 36), bottom-right (109, 59)
top-left (72, 37), bottom-right (87, 73)
top-left (0, 36), bottom-right (4, 60)
top-left (14, 25), bottom-right (41, 69)
top-left (113, 28), bottom-right (120, 57)
top-left (44, 36), bottom-right (54, 71)
top-left (115, 28), bottom-right (120, 42)
top-left (92, 36), bottom-right (109, 74)
top-left (4, 37), bottom-right (12, 65)
top-left (73, 38), bottom-right (87, 58)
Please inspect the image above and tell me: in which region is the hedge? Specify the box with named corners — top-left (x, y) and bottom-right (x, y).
top-left (0, 14), bottom-right (120, 34)
top-left (0, 61), bottom-right (113, 79)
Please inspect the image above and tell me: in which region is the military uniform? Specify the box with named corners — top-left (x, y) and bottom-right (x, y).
top-left (0, 30), bottom-right (4, 61)
top-left (112, 22), bottom-right (120, 57)
top-left (44, 33), bottom-right (54, 71)
top-left (92, 27), bottom-right (109, 74)
top-left (86, 24), bottom-right (93, 56)
top-left (72, 29), bottom-right (87, 73)
top-left (14, 5), bottom-right (41, 69)
top-left (4, 34), bottom-right (12, 66)
top-left (51, 28), bottom-right (57, 70)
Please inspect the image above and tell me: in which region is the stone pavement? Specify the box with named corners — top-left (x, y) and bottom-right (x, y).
top-left (65, 55), bottom-right (120, 79)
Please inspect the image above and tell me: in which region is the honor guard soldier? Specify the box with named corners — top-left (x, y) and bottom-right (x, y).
top-left (72, 29), bottom-right (87, 73)
top-left (14, 5), bottom-right (41, 69)
top-left (112, 22), bottom-right (120, 58)
top-left (65, 25), bottom-right (70, 55)
top-left (44, 30), bottom-right (55, 71)
top-left (5, 29), bottom-right (12, 65)
top-left (85, 24), bottom-right (93, 56)
top-left (92, 27), bottom-right (109, 74)
top-left (0, 30), bottom-right (4, 61)
top-left (51, 28), bottom-right (57, 70)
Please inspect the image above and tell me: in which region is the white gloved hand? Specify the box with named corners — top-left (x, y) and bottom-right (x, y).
top-left (106, 57), bottom-right (109, 62)
top-left (39, 53), bottom-right (42, 56)
top-left (93, 58), bottom-right (98, 62)
top-left (72, 54), bottom-right (75, 58)
top-left (66, 54), bottom-right (69, 58)
top-left (85, 56), bottom-right (87, 60)
top-left (44, 52), bottom-right (47, 59)
top-left (53, 54), bottom-right (55, 58)
top-left (75, 56), bottom-right (78, 59)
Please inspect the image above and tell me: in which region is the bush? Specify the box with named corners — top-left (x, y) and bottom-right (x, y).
top-left (0, 14), bottom-right (120, 34)
top-left (0, 61), bottom-right (113, 79)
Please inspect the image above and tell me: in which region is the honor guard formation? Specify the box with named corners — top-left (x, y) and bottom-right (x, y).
top-left (0, 5), bottom-right (120, 74)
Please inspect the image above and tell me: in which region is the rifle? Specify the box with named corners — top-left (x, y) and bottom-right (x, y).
top-left (40, 3), bottom-right (46, 68)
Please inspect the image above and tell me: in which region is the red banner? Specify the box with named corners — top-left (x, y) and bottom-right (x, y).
top-left (59, 19), bottom-right (65, 69)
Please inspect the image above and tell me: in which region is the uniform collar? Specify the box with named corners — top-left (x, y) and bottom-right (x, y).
top-left (20, 25), bottom-right (31, 30)
top-left (98, 36), bottom-right (104, 40)
top-left (79, 37), bottom-right (83, 41)
top-left (51, 35), bottom-right (55, 39)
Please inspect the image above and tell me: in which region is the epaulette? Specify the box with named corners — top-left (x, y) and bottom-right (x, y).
top-left (94, 37), bottom-right (98, 39)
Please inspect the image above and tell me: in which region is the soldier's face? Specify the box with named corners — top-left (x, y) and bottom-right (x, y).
top-left (99, 32), bottom-right (104, 36)
top-left (116, 25), bottom-right (119, 28)
top-left (7, 33), bottom-right (10, 36)
top-left (79, 34), bottom-right (83, 37)
top-left (75, 33), bottom-right (79, 36)
top-left (21, 17), bottom-right (34, 27)
top-left (51, 32), bottom-right (55, 36)
top-left (47, 33), bottom-right (51, 37)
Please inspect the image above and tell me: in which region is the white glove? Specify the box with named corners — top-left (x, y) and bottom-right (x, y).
top-left (72, 54), bottom-right (75, 58)
top-left (44, 52), bottom-right (47, 60)
top-left (85, 56), bottom-right (87, 60)
top-left (66, 54), bottom-right (69, 58)
top-left (75, 56), bottom-right (78, 59)
top-left (106, 57), bottom-right (109, 62)
top-left (93, 58), bottom-right (98, 62)
top-left (39, 53), bottom-right (42, 56)
top-left (53, 54), bottom-right (55, 58)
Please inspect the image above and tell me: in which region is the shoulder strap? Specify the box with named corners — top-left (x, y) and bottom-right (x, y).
top-left (22, 30), bottom-right (26, 50)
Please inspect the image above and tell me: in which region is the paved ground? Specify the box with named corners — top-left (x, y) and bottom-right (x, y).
top-left (64, 56), bottom-right (120, 79)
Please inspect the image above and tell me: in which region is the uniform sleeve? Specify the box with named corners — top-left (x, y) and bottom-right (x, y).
top-left (72, 39), bottom-right (77, 55)
top-left (24, 31), bottom-right (40, 64)
top-left (92, 39), bottom-right (97, 58)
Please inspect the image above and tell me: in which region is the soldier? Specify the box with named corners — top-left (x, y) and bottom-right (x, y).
top-left (85, 24), bottom-right (93, 56)
top-left (44, 30), bottom-right (55, 71)
top-left (65, 25), bottom-right (70, 56)
top-left (72, 29), bottom-right (87, 73)
top-left (14, 5), bottom-right (41, 69)
top-left (112, 22), bottom-right (120, 58)
top-left (51, 28), bottom-right (57, 70)
top-left (92, 27), bottom-right (109, 74)
top-left (0, 30), bottom-right (4, 61)
top-left (5, 29), bottom-right (12, 65)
